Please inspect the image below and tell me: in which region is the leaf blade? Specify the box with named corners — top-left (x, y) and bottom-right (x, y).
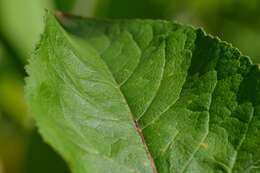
top-left (26, 13), bottom-right (260, 173)
top-left (26, 13), bottom-right (156, 173)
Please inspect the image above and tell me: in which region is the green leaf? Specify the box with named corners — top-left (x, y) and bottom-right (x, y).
top-left (95, 0), bottom-right (171, 19)
top-left (54, 0), bottom-right (76, 12)
top-left (0, 0), bottom-right (53, 61)
top-left (23, 131), bottom-right (70, 173)
top-left (26, 13), bottom-right (260, 173)
top-left (0, 42), bottom-right (31, 129)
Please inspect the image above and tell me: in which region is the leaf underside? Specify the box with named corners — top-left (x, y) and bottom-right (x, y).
top-left (25, 12), bottom-right (260, 173)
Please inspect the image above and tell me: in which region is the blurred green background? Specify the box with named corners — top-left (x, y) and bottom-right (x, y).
top-left (0, 0), bottom-right (259, 172)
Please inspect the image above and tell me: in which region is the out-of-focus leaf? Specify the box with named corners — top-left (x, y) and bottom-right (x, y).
top-left (26, 13), bottom-right (260, 172)
top-left (71, 0), bottom-right (96, 17)
top-left (0, 0), bottom-right (53, 61)
top-left (0, 41), bottom-right (31, 129)
top-left (23, 131), bottom-right (70, 173)
top-left (95, 0), bottom-right (171, 19)
top-left (0, 76), bottom-right (31, 129)
top-left (0, 159), bottom-right (3, 173)
top-left (54, 0), bottom-right (76, 12)
top-left (0, 115), bottom-right (27, 173)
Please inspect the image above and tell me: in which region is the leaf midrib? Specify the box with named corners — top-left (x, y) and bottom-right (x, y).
top-left (100, 45), bottom-right (159, 173)
top-left (54, 16), bottom-right (159, 173)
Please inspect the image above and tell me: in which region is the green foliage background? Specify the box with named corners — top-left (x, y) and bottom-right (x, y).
top-left (0, 0), bottom-right (259, 172)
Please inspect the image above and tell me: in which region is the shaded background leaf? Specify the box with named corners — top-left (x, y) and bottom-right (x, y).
top-left (23, 131), bottom-right (70, 173)
top-left (54, 0), bottom-right (77, 12)
top-left (0, 0), bottom-right (53, 61)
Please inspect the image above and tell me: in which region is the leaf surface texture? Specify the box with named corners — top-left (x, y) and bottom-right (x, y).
top-left (26, 13), bottom-right (260, 173)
